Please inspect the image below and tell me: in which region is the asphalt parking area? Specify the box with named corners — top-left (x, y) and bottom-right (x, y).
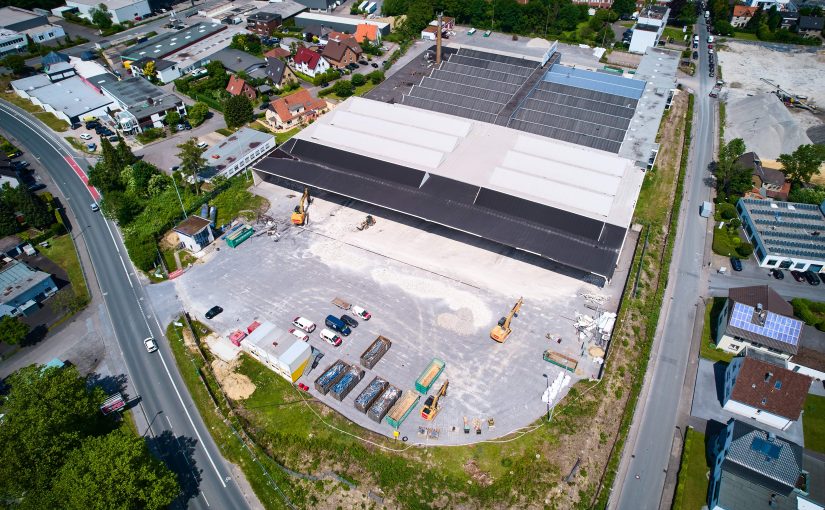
top-left (170, 181), bottom-right (624, 444)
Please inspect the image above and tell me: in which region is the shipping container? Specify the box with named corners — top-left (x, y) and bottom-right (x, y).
top-left (543, 350), bottom-right (578, 372)
top-left (314, 360), bottom-right (350, 395)
top-left (226, 225), bottom-right (254, 248)
top-left (415, 358), bottom-right (445, 394)
top-left (386, 390), bottom-right (420, 428)
top-left (367, 385), bottom-right (401, 423)
top-left (354, 376), bottom-right (388, 413)
top-left (330, 366), bottom-right (365, 401)
top-left (360, 335), bottom-right (391, 369)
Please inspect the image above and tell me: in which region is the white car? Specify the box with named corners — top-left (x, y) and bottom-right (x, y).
top-left (196, 140), bottom-right (208, 149)
top-left (79, 133), bottom-right (93, 140)
top-left (144, 337), bottom-right (158, 353)
top-left (319, 328), bottom-right (342, 347)
top-left (351, 305), bottom-right (371, 320)
top-left (292, 316), bottom-right (316, 333)
top-left (288, 328), bottom-right (309, 341)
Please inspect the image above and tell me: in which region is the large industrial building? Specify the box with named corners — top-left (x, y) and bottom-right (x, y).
top-left (253, 44), bottom-right (677, 282)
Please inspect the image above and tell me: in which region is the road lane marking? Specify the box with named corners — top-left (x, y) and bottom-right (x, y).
top-left (63, 155), bottom-right (101, 200)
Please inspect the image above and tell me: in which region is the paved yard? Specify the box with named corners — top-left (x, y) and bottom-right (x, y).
top-left (133, 113), bottom-right (227, 172)
top-left (163, 180), bottom-right (624, 444)
top-left (691, 358), bottom-right (804, 444)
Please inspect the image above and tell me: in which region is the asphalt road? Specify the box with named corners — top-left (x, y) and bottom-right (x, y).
top-left (0, 102), bottom-right (253, 510)
top-left (612, 22), bottom-right (717, 510)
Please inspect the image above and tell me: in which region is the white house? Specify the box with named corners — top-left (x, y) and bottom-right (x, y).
top-left (173, 216), bottom-right (214, 253)
top-left (629, 5), bottom-right (670, 54)
top-left (722, 351), bottom-right (811, 431)
top-left (63, 0), bottom-right (151, 24)
top-left (291, 46), bottom-right (329, 77)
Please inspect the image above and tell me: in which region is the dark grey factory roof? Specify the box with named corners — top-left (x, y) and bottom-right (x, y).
top-left (100, 77), bottom-right (166, 107)
top-left (799, 15), bottom-right (825, 30)
top-left (257, 0), bottom-right (307, 20)
top-left (722, 420), bottom-right (804, 496)
top-left (203, 47), bottom-right (267, 76)
top-left (255, 138), bottom-right (626, 278)
top-left (84, 72), bottom-right (118, 89)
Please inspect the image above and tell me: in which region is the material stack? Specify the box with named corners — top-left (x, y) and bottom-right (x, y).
top-left (360, 336), bottom-right (391, 369)
top-left (354, 376), bottom-right (389, 413)
top-left (367, 385), bottom-right (401, 423)
top-left (330, 366), bottom-right (365, 401)
top-left (314, 360), bottom-right (350, 395)
top-left (386, 390), bottom-right (420, 428)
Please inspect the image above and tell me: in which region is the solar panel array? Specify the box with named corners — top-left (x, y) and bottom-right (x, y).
top-left (506, 67), bottom-right (642, 154)
top-left (729, 302), bottom-right (802, 346)
top-left (401, 47), bottom-right (539, 124)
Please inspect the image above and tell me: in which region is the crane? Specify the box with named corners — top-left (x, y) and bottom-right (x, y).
top-left (421, 380), bottom-right (448, 420)
top-left (490, 297), bottom-right (523, 343)
top-left (291, 187), bottom-right (310, 225)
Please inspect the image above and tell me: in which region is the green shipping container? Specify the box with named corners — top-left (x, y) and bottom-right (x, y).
top-left (226, 226), bottom-right (254, 248)
top-left (415, 358), bottom-right (445, 394)
top-left (385, 391), bottom-right (420, 429)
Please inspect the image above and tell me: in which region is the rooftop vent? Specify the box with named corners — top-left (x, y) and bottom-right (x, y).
top-left (764, 372), bottom-right (773, 382)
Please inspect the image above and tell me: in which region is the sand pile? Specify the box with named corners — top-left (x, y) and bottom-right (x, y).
top-left (725, 93), bottom-right (812, 159)
top-left (211, 358), bottom-right (256, 401)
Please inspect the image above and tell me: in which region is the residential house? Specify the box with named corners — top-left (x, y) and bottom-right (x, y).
top-left (798, 15), bottom-right (825, 34)
top-left (320, 39), bottom-right (362, 68)
top-left (130, 57), bottom-right (180, 84)
top-left (173, 216), bottom-right (214, 253)
top-left (266, 88), bottom-right (327, 130)
top-left (629, 6), bottom-right (670, 54)
top-left (265, 47), bottom-right (291, 60)
top-left (246, 11), bottom-right (282, 36)
top-left (738, 152), bottom-right (790, 201)
top-left (421, 25), bottom-right (440, 41)
top-left (708, 418), bottom-right (825, 510)
top-left (722, 350), bottom-right (811, 430)
top-left (354, 23), bottom-right (381, 44)
top-left (325, 30), bottom-right (353, 44)
top-left (205, 48), bottom-right (268, 79)
top-left (99, 77), bottom-right (186, 134)
top-left (292, 46), bottom-right (330, 77)
top-left (0, 259), bottom-right (58, 317)
top-left (226, 75), bottom-right (257, 101)
top-left (265, 57), bottom-right (297, 89)
top-left (731, 5), bottom-right (759, 27)
top-left (741, 0), bottom-right (793, 10)
top-left (715, 285), bottom-right (803, 359)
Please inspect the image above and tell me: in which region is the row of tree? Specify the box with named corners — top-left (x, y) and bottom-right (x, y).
top-left (0, 183), bottom-right (55, 237)
top-left (0, 364), bottom-right (179, 508)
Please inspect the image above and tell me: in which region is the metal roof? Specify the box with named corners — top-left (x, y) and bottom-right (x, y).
top-left (723, 419), bottom-right (804, 496)
top-left (19, 76), bottom-right (112, 118)
top-left (740, 198), bottom-right (825, 261)
top-left (0, 260), bottom-right (53, 304)
top-left (100, 76), bottom-right (166, 108)
top-left (121, 22), bottom-right (226, 61)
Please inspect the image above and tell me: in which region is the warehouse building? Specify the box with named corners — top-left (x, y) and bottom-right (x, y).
top-left (293, 12), bottom-right (390, 36)
top-left (198, 127), bottom-right (276, 181)
top-left (0, 259), bottom-right (58, 318)
top-left (63, 0), bottom-right (150, 24)
top-left (120, 23), bottom-right (227, 68)
top-left (11, 74), bottom-right (112, 124)
top-left (100, 77), bottom-right (185, 134)
top-left (254, 97), bottom-right (644, 281)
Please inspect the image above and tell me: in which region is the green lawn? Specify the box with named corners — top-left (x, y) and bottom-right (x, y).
top-left (701, 298), bottom-right (733, 363)
top-left (662, 26), bottom-right (689, 43)
top-left (803, 394), bottom-right (825, 453)
top-left (712, 224), bottom-right (744, 258)
top-left (275, 127), bottom-right (301, 145)
top-left (39, 234), bottom-right (89, 302)
top-left (33, 112), bottom-right (69, 132)
top-left (1, 91), bottom-right (41, 114)
top-left (672, 428), bottom-right (710, 510)
top-left (210, 177), bottom-right (266, 225)
top-left (733, 31), bottom-right (759, 41)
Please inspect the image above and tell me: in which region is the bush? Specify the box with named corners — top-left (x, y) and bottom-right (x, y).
top-left (367, 69), bottom-right (385, 84)
top-left (351, 74), bottom-right (366, 87)
top-left (124, 231), bottom-right (158, 271)
top-left (333, 80), bottom-right (354, 97)
top-left (135, 128), bottom-right (165, 144)
top-left (717, 202), bottom-right (737, 220)
top-left (735, 242), bottom-right (753, 258)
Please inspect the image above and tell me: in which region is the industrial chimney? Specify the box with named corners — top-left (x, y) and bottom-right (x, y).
top-left (436, 12), bottom-right (442, 65)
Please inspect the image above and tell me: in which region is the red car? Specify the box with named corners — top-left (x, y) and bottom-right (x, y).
top-left (708, 44), bottom-right (713, 49)
top-left (296, 383), bottom-right (309, 391)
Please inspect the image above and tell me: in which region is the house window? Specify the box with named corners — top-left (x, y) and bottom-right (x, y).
top-left (761, 398), bottom-right (767, 405)
top-left (766, 259), bottom-right (778, 266)
top-left (795, 262), bottom-right (806, 269)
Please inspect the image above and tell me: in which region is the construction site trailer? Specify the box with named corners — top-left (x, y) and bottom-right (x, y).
top-left (543, 350), bottom-right (578, 372)
top-left (226, 225), bottom-right (254, 248)
top-left (278, 341), bottom-right (312, 382)
top-left (354, 376), bottom-right (389, 413)
top-left (367, 385), bottom-right (401, 423)
top-left (330, 366), bottom-right (365, 401)
top-left (360, 336), bottom-right (391, 369)
top-left (415, 358), bottom-right (445, 394)
top-left (386, 390), bottom-right (420, 428)
top-left (314, 360), bottom-right (350, 395)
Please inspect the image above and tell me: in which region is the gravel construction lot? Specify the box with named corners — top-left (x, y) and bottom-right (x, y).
top-left (724, 93), bottom-right (814, 159)
top-left (169, 181), bottom-right (625, 444)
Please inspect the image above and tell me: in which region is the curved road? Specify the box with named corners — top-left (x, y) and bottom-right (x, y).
top-left (0, 102), bottom-right (253, 510)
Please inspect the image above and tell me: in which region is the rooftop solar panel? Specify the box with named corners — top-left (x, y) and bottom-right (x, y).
top-left (441, 61), bottom-right (526, 86)
top-left (729, 302), bottom-right (802, 346)
top-left (407, 86), bottom-right (503, 114)
top-left (459, 48), bottom-right (539, 69)
top-left (448, 54), bottom-right (534, 77)
top-left (528, 88), bottom-right (636, 119)
top-left (401, 95), bottom-right (499, 124)
top-left (545, 66), bottom-right (645, 100)
top-left (519, 98), bottom-right (632, 130)
top-left (419, 77), bottom-right (511, 104)
top-left (537, 81), bottom-right (639, 109)
top-left (429, 69), bottom-right (521, 95)
top-left (511, 108), bottom-right (627, 143)
top-left (750, 437), bottom-right (781, 460)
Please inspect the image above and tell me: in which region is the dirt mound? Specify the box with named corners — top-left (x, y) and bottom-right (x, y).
top-left (159, 230), bottom-right (180, 250)
top-left (212, 358), bottom-right (256, 401)
top-left (436, 307), bottom-right (476, 336)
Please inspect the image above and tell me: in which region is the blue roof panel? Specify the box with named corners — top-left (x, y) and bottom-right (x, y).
top-left (729, 302), bottom-right (802, 346)
top-left (544, 65), bottom-right (645, 100)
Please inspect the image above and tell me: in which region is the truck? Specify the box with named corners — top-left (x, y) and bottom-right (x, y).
top-left (330, 366), bottom-right (365, 401)
top-left (386, 390), bottom-right (420, 428)
top-left (332, 297), bottom-right (351, 310)
top-left (707, 35), bottom-right (714, 43)
top-left (367, 385), bottom-right (401, 423)
top-left (226, 225), bottom-right (254, 248)
top-left (314, 360), bottom-right (350, 394)
top-left (360, 336), bottom-right (391, 369)
top-left (355, 376), bottom-right (389, 412)
top-left (415, 358), bottom-right (446, 394)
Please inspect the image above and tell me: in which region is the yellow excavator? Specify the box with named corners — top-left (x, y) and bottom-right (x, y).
top-left (421, 380), bottom-right (448, 420)
top-left (490, 297), bottom-right (523, 343)
top-left (291, 187), bottom-right (310, 225)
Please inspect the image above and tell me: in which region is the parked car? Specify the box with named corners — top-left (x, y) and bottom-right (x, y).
top-left (27, 182), bottom-right (46, 192)
top-left (183, 121), bottom-right (191, 130)
top-left (346, 62), bottom-right (358, 70)
top-left (319, 328), bottom-right (343, 347)
top-left (819, 272), bottom-right (825, 284)
top-left (108, 135), bottom-right (119, 142)
top-left (771, 269), bottom-right (784, 280)
top-left (340, 314), bottom-right (358, 329)
top-left (12, 160), bottom-right (28, 169)
top-left (324, 315), bottom-right (351, 336)
top-left (205, 305), bottom-right (223, 319)
top-left (692, 51), bottom-right (698, 59)
top-left (86, 143), bottom-right (96, 151)
top-left (730, 257), bottom-right (743, 271)
top-left (144, 337), bottom-right (158, 352)
top-left (371, 62), bottom-right (379, 68)
top-left (351, 305), bottom-right (371, 320)
top-left (292, 316), bottom-right (316, 333)
top-left (791, 270), bottom-right (806, 282)
top-left (80, 133), bottom-right (93, 140)
top-left (176, 123), bottom-right (186, 130)
top-left (358, 59), bottom-right (368, 65)
top-left (288, 328), bottom-right (309, 341)
top-left (804, 271), bottom-right (821, 286)
top-left (196, 140), bottom-right (208, 149)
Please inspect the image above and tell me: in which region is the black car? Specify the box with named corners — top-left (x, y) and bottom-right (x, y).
top-left (85, 121), bottom-right (99, 129)
top-left (771, 269), bottom-right (784, 280)
top-left (27, 182), bottom-right (46, 192)
top-left (371, 62), bottom-right (379, 68)
top-left (358, 59), bottom-right (368, 66)
top-left (205, 305), bottom-right (223, 319)
top-left (791, 270), bottom-right (805, 282)
top-left (340, 315), bottom-right (359, 329)
top-left (108, 135), bottom-right (119, 142)
top-left (804, 271), bottom-right (821, 286)
top-left (12, 160), bottom-right (29, 169)
top-left (692, 51), bottom-right (698, 59)
top-left (730, 257), bottom-right (743, 271)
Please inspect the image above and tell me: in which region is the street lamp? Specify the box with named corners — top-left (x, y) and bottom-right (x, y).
top-left (542, 373), bottom-right (551, 422)
top-left (171, 174), bottom-right (187, 220)
top-left (71, 225), bottom-right (92, 242)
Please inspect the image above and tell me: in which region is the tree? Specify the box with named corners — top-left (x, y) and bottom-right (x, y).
top-left (715, 138), bottom-right (750, 196)
top-left (90, 3), bottom-right (113, 29)
top-left (52, 428), bottom-right (179, 510)
top-left (177, 139), bottom-right (207, 189)
top-left (2, 54), bottom-right (26, 75)
top-left (223, 95), bottom-right (253, 128)
top-left (147, 173), bottom-right (170, 196)
top-left (0, 315), bottom-right (28, 345)
top-left (713, 20), bottom-right (734, 36)
top-left (116, 137), bottom-right (136, 166)
top-left (143, 59), bottom-right (156, 79)
top-left (9, 186), bottom-right (53, 229)
top-left (165, 110), bottom-right (181, 128)
top-left (0, 193), bottom-right (20, 237)
top-left (351, 73), bottom-right (366, 86)
top-left (333, 79), bottom-right (355, 97)
top-left (124, 230), bottom-right (158, 271)
top-left (187, 102), bottom-right (209, 127)
top-left (611, 0), bottom-right (635, 16)
top-left (230, 33), bottom-right (262, 55)
top-left (779, 144), bottom-right (825, 186)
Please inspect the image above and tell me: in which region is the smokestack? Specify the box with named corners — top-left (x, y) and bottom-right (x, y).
top-left (436, 12), bottom-right (442, 65)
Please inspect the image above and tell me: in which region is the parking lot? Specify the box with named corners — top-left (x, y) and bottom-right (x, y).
top-left (166, 181), bottom-right (625, 444)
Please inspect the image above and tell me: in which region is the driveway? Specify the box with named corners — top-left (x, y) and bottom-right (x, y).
top-left (133, 112), bottom-right (226, 172)
top-left (708, 251), bottom-right (825, 301)
top-left (690, 358), bottom-right (804, 444)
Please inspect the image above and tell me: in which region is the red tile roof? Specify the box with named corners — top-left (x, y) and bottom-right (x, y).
top-left (293, 46), bottom-right (323, 70)
top-left (264, 47), bottom-right (290, 59)
top-left (732, 5), bottom-right (758, 17)
top-left (226, 75), bottom-right (255, 98)
top-left (269, 88), bottom-right (326, 123)
top-left (729, 356), bottom-right (811, 420)
top-left (354, 23), bottom-right (378, 43)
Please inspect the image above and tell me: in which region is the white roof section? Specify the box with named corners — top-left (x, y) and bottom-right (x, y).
top-left (11, 74), bottom-right (51, 91)
top-left (295, 11), bottom-right (389, 30)
top-left (296, 97), bottom-right (644, 227)
top-left (243, 321), bottom-right (306, 360)
top-left (69, 56), bottom-right (109, 79)
top-left (66, 0), bottom-right (145, 8)
top-left (13, 76), bottom-right (112, 118)
top-left (445, 37), bottom-right (557, 65)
